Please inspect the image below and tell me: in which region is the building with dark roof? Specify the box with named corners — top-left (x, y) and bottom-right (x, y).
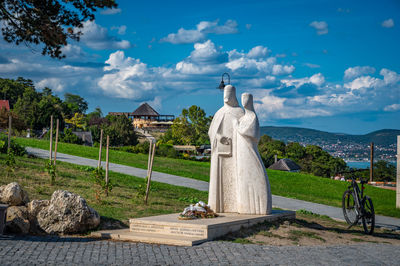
top-left (268, 158), bottom-right (301, 172)
top-left (108, 103), bottom-right (174, 130)
top-left (0, 100), bottom-right (10, 111)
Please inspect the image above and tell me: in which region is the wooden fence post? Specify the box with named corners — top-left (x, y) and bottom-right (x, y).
top-left (53, 119), bottom-right (59, 166)
top-left (49, 115), bottom-right (53, 162)
top-left (98, 129), bottom-right (103, 169)
top-left (145, 142), bottom-right (156, 204)
top-left (7, 115), bottom-right (11, 152)
top-left (147, 141), bottom-right (152, 177)
top-left (370, 142), bottom-right (374, 183)
top-left (105, 135), bottom-right (110, 197)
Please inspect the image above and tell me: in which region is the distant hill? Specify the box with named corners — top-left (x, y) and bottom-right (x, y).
top-left (259, 126), bottom-right (399, 160)
top-left (260, 127), bottom-right (399, 146)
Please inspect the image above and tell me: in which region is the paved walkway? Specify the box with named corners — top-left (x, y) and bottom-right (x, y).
top-left (26, 147), bottom-right (400, 230)
top-left (26, 147), bottom-right (208, 191)
top-left (0, 235), bottom-right (399, 265)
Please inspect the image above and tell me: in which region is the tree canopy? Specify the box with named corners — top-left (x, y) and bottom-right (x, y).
top-left (161, 105), bottom-right (211, 145)
top-left (0, 0), bottom-right (118, 58)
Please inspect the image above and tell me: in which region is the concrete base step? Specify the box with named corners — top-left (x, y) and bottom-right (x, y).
top-left (91, 229), bottom-right (207, 246)
top-left (92, 210), bottom-right (295, 246)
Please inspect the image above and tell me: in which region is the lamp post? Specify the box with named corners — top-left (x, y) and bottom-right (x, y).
top-left (218, 72), bottom-right (231, 90)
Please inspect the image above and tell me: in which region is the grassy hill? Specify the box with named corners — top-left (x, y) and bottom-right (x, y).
top-left (11, 137), bottom-right (400, 219)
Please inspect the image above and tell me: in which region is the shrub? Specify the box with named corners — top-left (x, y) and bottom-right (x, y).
top-left (0, 134), bottom-right (26, 156)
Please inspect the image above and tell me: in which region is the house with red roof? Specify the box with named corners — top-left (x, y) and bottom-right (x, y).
top-left (0, 100), bottom-right (10, 111)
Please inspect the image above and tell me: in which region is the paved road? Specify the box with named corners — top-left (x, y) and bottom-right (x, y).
top-left (0, 235), bottom-right (399, 265)
top-left (26, 147), bottom-right (400, 230)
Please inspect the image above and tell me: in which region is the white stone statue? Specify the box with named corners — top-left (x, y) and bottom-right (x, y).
top-left (208, 86), bottom-right (272, 215)
top-left (208, 85), bottom-right (244, 213)
top-left (237, 93), bottom-right (272, 215)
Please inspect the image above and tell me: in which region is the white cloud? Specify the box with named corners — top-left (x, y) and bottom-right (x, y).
top-left (98, 51), bottom-right (154, 99)
top-left (381, 18), bottom-right (394, 28)
top-left (100, 8), bottom-right (122, 15)
top-left (304, 63), bottom-right (320, 68)
top-left (309, 21), bottom-right (328, 35)
top-left (384, 104), bottom-right (400, 111)
top-left (79, 21), bottom-right (131, 50)
top-left (247, 46), bottom-right (269, 58)
top-left (272, 64), bottom-right (295, 76)
top-left (281, 73), bottom-right (325, 88)
top-left (344, 76), bottom-right (378, 91)
top-left (37, 78), bottom-right (65, 92)
top-left (161, 20), bottom-right (238, 44)
top-left (161, 28), bottom-right (205, 44)
top-left (111, 25), bottom-right (127, 35)
top-left (344, 66), bottom-right (375, 79)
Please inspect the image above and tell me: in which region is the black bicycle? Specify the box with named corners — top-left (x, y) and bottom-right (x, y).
top-left (342, 176), bottom-right (375, 234)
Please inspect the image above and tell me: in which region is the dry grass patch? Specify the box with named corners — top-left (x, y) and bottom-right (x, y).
top-left (221, 211), bottom-right (400, 246)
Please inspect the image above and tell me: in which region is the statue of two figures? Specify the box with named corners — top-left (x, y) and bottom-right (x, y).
top-left (208, 85), bottom-right (272, 215)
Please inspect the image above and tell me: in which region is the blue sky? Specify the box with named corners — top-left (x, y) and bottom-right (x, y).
top-left (0, 0), bottom-right (399, 134)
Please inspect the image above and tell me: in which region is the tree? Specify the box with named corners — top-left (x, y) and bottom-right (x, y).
top-left (86, 107), bottom-right (103, 124)
top-left (13, 86), bottom-right (40, 129)
top-left (102, 115), bottom-right (138, 146)
top-left (0, 77), bottom-right (27, 108)
top-left (63, 93), bottom-right (88, 117)
top-left (164, 105), bottom-right (211, 145)
top-left (374, 160), bottom-right (396, 181)
top-left (0, 0), bottom-right (118, 59)
top-left (65, 112), bottom-right (86, 130)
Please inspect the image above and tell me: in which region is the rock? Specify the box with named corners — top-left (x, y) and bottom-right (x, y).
top-left (27, 200), bottom-right (49, 234)
top-left (0, 182), bottom-right (30, 206)
top-left (37, 190), bottom-right (100, 234)
top-left (5, 206), bottom-right (30, 234)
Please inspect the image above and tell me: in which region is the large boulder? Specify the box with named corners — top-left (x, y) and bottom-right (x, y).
top-left (5, 206), bottom-right (30, 234)
top-left (27, 200), bottom-right (49, 234)
top-left (0, 182), bottom-right (29, 206)
top-left (37, 190), bottom-right (100, 234)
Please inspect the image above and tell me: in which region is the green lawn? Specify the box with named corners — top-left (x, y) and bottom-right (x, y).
top-left (0, 154), bottom-right (208, 224)
top-left (15, 137), bottom-right (210, 182)
top-left (13, 137), bottom-right (400, 219)
top-left (268, 169), bottom-right (400, 218)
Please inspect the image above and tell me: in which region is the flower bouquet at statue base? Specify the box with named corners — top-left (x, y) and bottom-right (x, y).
top-left (178, 201), bottom-right (219, 220)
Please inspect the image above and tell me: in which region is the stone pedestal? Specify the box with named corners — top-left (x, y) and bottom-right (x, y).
top-left (91, 210), bottom-right (295, 246)
top-left (396, 136), bottom-right (400, 209)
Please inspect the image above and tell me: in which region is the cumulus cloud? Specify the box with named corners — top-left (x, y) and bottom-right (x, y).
top-left (309, 21), bottom-right (328, 35)
top-left (381, 18), bottom-right (394, 28)
top-left (100, 8), bottom-right (122, 15)
top-left (37, 78), bottom-right (65, 92)
top-left (344, 66), bottom-right (375, 79)
top-left (161, 19), bottom-right (238, 44)
top-left (281, 73), bottom-right (325, 88)
top-left (98, 51), bottom-right (155, 100)
top-left (79, 21), bottom-right (131, 50)
top-left (247, 46), bottom-right (270, 58)
top-left (272, 65), bottom-right (295, 76)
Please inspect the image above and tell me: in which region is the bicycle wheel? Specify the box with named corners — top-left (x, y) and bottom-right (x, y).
top-left (362, 196), bottom-right (375, 235)
top-left (342, 190), bottom-right (358, 225)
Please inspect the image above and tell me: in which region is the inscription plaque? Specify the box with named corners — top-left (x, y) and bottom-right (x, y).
top-left (130, 223), bottom-right (206, 237)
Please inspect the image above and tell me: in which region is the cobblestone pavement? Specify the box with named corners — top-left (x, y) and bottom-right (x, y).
top-left (1, 235), bottom-right (399, 265)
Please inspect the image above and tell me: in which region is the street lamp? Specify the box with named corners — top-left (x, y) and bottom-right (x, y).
top-left (218, 72), bottom-right (230, 90)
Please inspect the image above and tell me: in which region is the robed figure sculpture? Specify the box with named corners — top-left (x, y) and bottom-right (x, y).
top-left (208, 86), bottom-right (272, 215)
top-left (208, 85), bottom-right (244, 213)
